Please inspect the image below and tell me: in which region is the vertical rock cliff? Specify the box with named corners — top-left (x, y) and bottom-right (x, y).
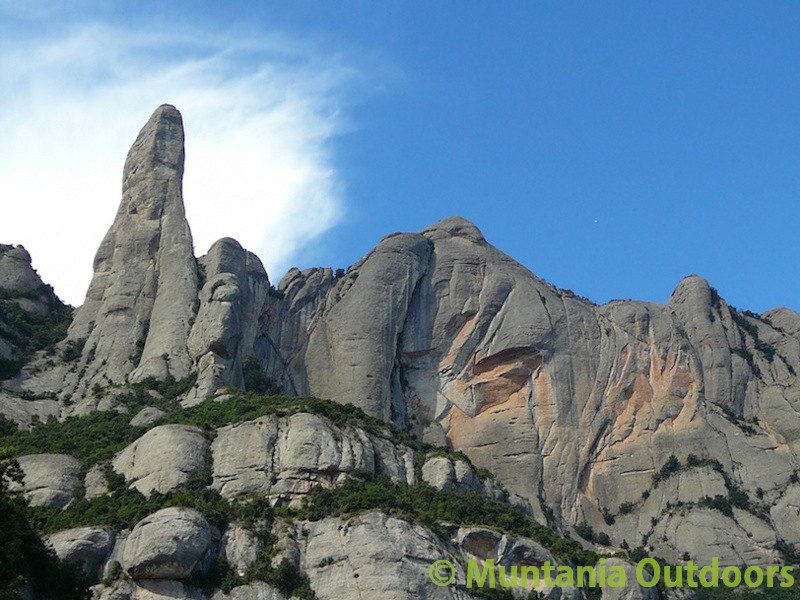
top-left (15, 106), bottom-right (198, 406)
top-left (70, 104), bottom-right (197, 385)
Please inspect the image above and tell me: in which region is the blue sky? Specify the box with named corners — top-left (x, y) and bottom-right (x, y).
top-left (2, 2), bottom-right (799, 312)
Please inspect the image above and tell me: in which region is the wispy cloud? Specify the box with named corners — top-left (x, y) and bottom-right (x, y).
top-left (0, 21), bottom-right (357, 304)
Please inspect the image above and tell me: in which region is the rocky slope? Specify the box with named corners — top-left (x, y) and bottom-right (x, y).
top-left (5, 383), bottom-right (636, 599)
top-left (2, 104), bottom-right (800, 598)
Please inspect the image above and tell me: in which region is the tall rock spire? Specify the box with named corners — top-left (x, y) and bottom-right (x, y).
top-left (65, 104), bottom-right (198, 391)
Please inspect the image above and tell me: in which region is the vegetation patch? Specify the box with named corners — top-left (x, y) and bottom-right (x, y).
top-left (652, 455), bottom-right (681, 485)
top-left (0, 450), bottom-right (90, 599)
top-left (729, 307), bottom-right (778, 370)
top-left (0, 286), bottom-right (72, 380)
top-left (242, 356), bottom-right (281, 395)
top-left (292, 474), bottom-right (600, 568)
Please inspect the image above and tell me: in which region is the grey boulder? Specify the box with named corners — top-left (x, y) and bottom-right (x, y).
top-left (301, 511), bottom-right (470, 599)
top-left (112, 424), bottom-right (207, 496)
top-left (211, 413), bottom-right (414, 502)
top-left (9, 453), bottom-right (81, 508)
top-left (220, 524), bottom-right (263, 577)
top-left (121, 507), bottom-right (215, 580)
top-left (46, 526), bottom-right (115, 580)
top-left (129, 407), bottom-right (167, 428)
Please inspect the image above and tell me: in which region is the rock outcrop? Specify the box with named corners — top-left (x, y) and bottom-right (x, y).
top-left (112, 424), bottom-right (207, 496)
top-left (300, 511), bottom-right (470, 600)
top-left (84, 464), bottom-right (110, 499)
top-left (16, 105), bottom-right (198, 405)
top-left (599, 558), bottom-right (658, 600)
top-left (121, 507), bottom-right (216, 580)
top-left (9, 453), bottom-right (81, 508)
top-left (0, 244), bottom-right (61, 316)
top-left (46, 526), bottom-right (116, 579)
top-left (255, 215), bottom-right (800, 565)
top-left (220, 524), bottom-right (263, 578)
top-left (185, 237), bottom-right (269, 403)
top-left (422, 454), bottom-right (481, 494)
top-left (0, 390), bottom-right (59, 428)
top-left (129, 406), bottom-right (167, 428)
top-left (0, 244), bottom-right (71, 382)
top-left (211, 412), bottom-right (414, 503)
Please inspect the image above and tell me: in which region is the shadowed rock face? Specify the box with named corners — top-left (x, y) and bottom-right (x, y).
top-left (5, 104), bottom-right (800, 568)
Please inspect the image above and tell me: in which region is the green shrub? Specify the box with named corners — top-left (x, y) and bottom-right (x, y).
top-left (652, 455), bottom-right (681, 485)
top-left (0, 357), bottom-right (23, 380)
top-left (0, 415), bottom-right (18, 436)
top-left (596, 532), bottom-right (611, 546)
top-left (62, 338), bottom-right (86, 362)
top-left (618, 502), bottom-right (635, 515)
top-left (30, 475), bottom-right (272, 535)
top-left (5, 410), bottom-right (147, 465)
top-left (575, 523), bottom-right (594, 541)
top-left (698, 494), bottom-right (733, 518)
top-left (241, 357), bottom-right (279, 395)
top-left (248, 558), bottom-right (317, 599)
top-left (131, 373), bottom-right (197, 400)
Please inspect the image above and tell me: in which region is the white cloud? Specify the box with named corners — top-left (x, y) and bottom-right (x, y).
top-left (0, 23), bottom-right (355, 304)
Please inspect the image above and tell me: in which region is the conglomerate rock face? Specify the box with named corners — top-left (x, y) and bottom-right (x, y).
top-left (210, 412), bottom-right (416, 502)
top-left (185, 237), bottom-right (270, 404)
top-left (15, 104), bottom-right (199, 407)
top-left (258, 212), bottom-right (800, 565)
top-left (4, 104), bottom-right (800, 592)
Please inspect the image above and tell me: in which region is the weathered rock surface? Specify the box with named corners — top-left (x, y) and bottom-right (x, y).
top-left (447, 525), bottom-right (585, 598)
top-left (0, 391), bottom-right (59, 428)
top-left (599, 559), bottom-right (657, 600)
top-left (129, 406), bottom-right (167, 428)
top-left (252, 215), bottom-right (800, 564)
top-left (93, 579), bottom-right (206, 600)
top-left (422, 455), bottom-right (479, 494)
top-left (212, 583), bottom-right (287, 600)
top-left (0, 244), bottom-right (61, 316)
top-left (220, 524), bottom-right (263, 577)
top-left (121, 507), bottom-right (215, 580)
top-left (17, 105), bottom-right (198, 403)
top-left (648, 507), bottom-right (778, 567)
top-left (211, 413), bottom-right (414, 502)
top-left (303, 233), bottom-right (433, 425)
top-left (46, 526), bottom-right (115, 579)
top-left (112, 424), bottom-right (207, 496)
top-left (9, 453), bottom-right (81, 508)
top-left (185, 238), bottom-right (269, 403)
top-left (84, 464), bottom-right (110, 499)
top-left (301, 511), bottom-right (470, 600)
top-left (0, 243), bottom-right (72, 399)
